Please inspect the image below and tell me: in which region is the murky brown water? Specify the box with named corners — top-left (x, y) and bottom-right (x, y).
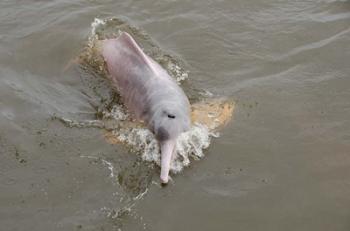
top-left (1, 1), bottom-right (350, 230)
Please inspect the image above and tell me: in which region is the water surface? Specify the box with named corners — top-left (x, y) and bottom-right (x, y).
top-left (1, 0), bottom-right (350, 230)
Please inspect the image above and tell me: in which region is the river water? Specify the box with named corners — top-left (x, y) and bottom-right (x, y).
top-left (1, 1), bottom-right (350, 230)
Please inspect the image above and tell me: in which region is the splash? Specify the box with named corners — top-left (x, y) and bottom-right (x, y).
top-left (96, 101), bottom-right (215, 173)
top-left (69, 17), bottom-right (234, 175)
top-left (90, 18), bottom-right (106, 39)
top-left (114, 124), bottom-right (211, 173)
top-left (101, 98), bottom-right (233, 174)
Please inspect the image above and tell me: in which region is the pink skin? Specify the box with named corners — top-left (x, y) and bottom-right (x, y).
top-left (160, 140), bottom-right (176, 184)
top-left (102, 32), bottom-right (191, 184)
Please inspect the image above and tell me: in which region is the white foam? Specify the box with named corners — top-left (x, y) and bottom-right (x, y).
top-left (79, 155), bottom-right (116, 178)
top-left (88, 18), bottom-right (105, 48)
top-left (114, 121), bottom-right (212, 173)
top-left (102, 105), bottom-right (129, 121)
top-left (91, 18), bottom-right (105, 38)
top-left (168, 62), bottom-right (189, 83)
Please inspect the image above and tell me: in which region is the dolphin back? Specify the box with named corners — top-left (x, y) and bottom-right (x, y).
top-left (102, 32), bottom-right (189, 123)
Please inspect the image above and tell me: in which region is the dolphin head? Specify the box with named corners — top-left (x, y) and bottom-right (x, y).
top-left (150, 104), bottom-right (191, 184)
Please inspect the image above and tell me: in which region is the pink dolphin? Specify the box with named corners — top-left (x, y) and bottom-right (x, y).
top-left (102, 32), bottom-right (191, 184)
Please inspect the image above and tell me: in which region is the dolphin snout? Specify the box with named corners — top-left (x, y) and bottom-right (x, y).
top-left (160, 175), bottom-right (169, 184)
top-left (159, 139), bottom-right (176, 184)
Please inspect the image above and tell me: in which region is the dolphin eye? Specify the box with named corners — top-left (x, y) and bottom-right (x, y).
top-left (167, 114), bottom-right (176, 119)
